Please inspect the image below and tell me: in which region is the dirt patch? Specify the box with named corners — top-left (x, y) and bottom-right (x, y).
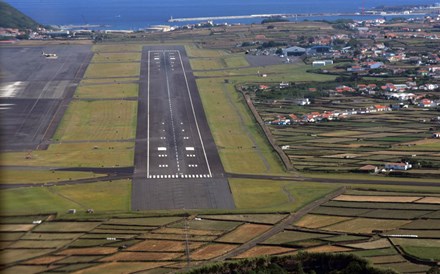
top-left (346, 238), bottom-right (391, 250)
top-left (415, 197), bottom-right (440, 204)
top-left (294, 214), bottom-right (352, 229)
top-left (127, 239), bottom-right (204, 252)
top-left (233, 246), bottom-right (295, 259)
top-left (323, 218), bottom-right (411, 234)
top-left (333, 195), bottom-right (421, 203)
top-left (75, 262), bottom-right (172, 274)
top-left (100, 252), bottom-right (182, 261)
top-left (141, 233), bottom-right (218, 242)
top-left (190, 244), bottom-right (238, 260)
top-left (24, 256), bottom-right (65, 264)
top-left (0, 224), bottom-right (35, 232)
top-left (304, 245), bottom-right (353, 253)
top-left (367, 255), bottom-right (406, 264)
top-left (152, 227), bottom-right (223, 236)
top-left (57, 247), bottom-right (118, 256)
top-left (216, 224), bottom-right (272, 243)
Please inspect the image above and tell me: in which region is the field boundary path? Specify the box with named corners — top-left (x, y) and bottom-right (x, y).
top-left (241, 91), bottom-right (296, 174)
top-left (211, 186), bottom-right (346, 261)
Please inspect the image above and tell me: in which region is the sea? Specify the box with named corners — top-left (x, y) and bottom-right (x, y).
top-left (4, 0), bottom-right (439, 30)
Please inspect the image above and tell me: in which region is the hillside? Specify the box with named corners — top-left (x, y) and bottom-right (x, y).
top-left (0, 1), bottom-right (41, 29)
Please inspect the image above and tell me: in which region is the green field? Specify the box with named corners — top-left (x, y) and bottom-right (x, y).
top-left (91, 52), bottom-right (141, 63)
top-left (84, 62), bottom-right (140, 78)
top-left (197, 78), bottom-right (284, 174)
top-left (53, 100), bottom-right (138, 141)
top-left (230, 179), bottom-right (338, 211)
top-left (0, 170), bottom-right (103, 185)
top-left (75, 83), bottom-right (139, 99)
top-left (0, 180), bottom-right (131, 215)
top-left (2, 142), bottom-right (135, 167)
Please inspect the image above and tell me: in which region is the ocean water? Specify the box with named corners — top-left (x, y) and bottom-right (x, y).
top-left (5, 0), bottom-right (439, 29)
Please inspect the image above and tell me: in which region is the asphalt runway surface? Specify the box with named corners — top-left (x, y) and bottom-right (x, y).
top-left (132, 46), bottom-right (235, 210)
top-left (0, 45), bottom-right (92, 151)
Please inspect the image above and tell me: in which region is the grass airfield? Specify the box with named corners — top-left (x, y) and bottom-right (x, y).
top-left (1, 33), bottom-right (439, 272)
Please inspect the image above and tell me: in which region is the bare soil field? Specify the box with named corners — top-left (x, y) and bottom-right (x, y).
top-left (127, 239), bottom-right (204, 252)
top-left (189, 244), bottom-right (238, 260)
top-left (216, 224), bottom-right (271, 243)
top-left (56, 247), bottom-right (118, 256)
top-left (100, 251), bottom-right (183, 262)
top-left (294, 214), bottom-right (352, 229)
top-left (233, 246), bottom-right (295, 259)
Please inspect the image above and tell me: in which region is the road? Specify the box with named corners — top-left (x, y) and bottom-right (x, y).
top-left (131, 46), bottom-right (235, 210)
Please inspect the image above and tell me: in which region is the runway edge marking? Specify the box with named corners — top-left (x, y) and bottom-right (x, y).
top-left (147, 50), bottom-right (151, 178)
top-left (177, 50), bottom-right (212, 177)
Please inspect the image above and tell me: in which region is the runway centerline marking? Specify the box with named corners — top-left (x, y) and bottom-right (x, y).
top-left (163, 51), bottom-right (181, 172)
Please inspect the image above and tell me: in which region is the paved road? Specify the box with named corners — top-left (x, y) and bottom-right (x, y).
top-left (131, 46), bottom-right (235, 210)
top-left (227, 173), bottom-right (440, 187)
top-left (212, 187), bottom-right (346, 261)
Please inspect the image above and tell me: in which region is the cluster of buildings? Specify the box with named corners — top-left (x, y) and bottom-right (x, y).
top-left (268, 104), bottom-right (391, 125)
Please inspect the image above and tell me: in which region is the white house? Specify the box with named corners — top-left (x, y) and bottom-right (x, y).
top-left (385, 162), bottom-right (412, 171)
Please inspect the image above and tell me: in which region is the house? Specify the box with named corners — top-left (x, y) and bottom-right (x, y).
top-left (433, 132), bottom-right (440, 138)
top-left (419, 99), bottom-right (433, 108)
top-left (312, 60), bottom-right (333, 67)
top-left (295, 98), bottom-right (310, 106)
top-left (385, 162), bottom-right (412, 171)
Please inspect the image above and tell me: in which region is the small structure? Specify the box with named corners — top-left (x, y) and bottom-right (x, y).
top-left (67, 209), bottom-right (76, 214)
top-left (312, 60), bottom-right (333, 67)
top-left (385, 162), bottom-right (412, 171)
top-left (359, 165), bottom-right (379, 173)
top-left (283, 46), bottom-right (306, 56)
top-left (433, 132), bottom-right (440, 138)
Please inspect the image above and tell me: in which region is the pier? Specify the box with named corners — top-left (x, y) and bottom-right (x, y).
top-left (168, 11), bottom-right (430, 23)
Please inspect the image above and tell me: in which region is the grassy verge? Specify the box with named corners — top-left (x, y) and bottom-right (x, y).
top-left (1, 142), bottom-right (135, 167)
top-left (0, 170), bottom-right (104, 185)
top-left (229, 179), bottom-right (339, 212)
top-left (197, 78), bottom-right (284, 174)
top-left (91, 52), bottom-right (141, 63)
top-left (84, 62), bottom-right (140, 78)
top-left (75, 83), bottom-right (139, 99)
top-left (0, 180), bottom-right (131, 215)
top-left (53, 100), bottom-right (138, 141)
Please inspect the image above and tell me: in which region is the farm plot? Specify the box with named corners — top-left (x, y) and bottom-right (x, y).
top-left (215, 224), bottom-right (271, 243)
top-left (189, 243), bottom-right (238, 260)
top-left (253, 91), bottom-right (440, 174)
top-left (263, 230), bottom-right (334, 245)
top-left (100, 251), bottom-right (183, 261)
top-left (198, 214), bottom-right (287, 224)
top-left (34, 222), bottom-right (101, 232)
top-left (233, 246), bottom-right (295, 259)
top-left (333, 195), bottom-right (422, 203)
top-left (74, 262), bottom-right (173, 274)
top-left (127, 239), bottom-right (204, 252)
top-left (322, 218), bottom-right (412, 234)
top-left (293, 214), bottom-right (352, 229)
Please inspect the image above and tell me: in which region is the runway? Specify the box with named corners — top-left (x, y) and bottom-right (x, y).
top-left (132, 46), bottom-right (234, 210)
